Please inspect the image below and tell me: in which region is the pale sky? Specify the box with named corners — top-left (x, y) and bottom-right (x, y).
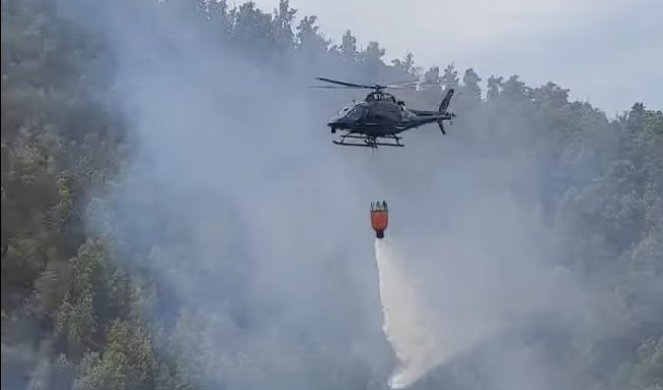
top-left (245, 0), bottom-right (662, 117)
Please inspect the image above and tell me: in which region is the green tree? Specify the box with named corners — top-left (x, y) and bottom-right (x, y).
top-left (231, 2), bottom-right (275, 52)
top-left (423, 66), bottom-right (440, 85)
top-left (359, 41), bottom-right (386, 75)
top-left (501, 74), bottom-right (529, 101)
top-left (207, 0), bottom-right (232, 39)
top-left (532, 81), bottom-right (570, 108)
top-left (392, 52), bottom-right (415, 75)
top-left (338, 30), bottom-right (358, 60)
top-left (296, 15), bottom-right (329, 54)
top-left (461, 67), bottom-right (482, 103)
top-left (73, 320), bottom-right (180, 390)
top-left (271, 0), bottom-right (296, 50)
top-left (440, 63), bottom-right (459, 90)
top-left (486, 75), bottom-right (503, 102)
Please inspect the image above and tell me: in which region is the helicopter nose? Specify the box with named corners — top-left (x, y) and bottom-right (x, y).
top-left (327, 118), bottom-right (343, 127)
top-left (327, 121), bottom-right (340, 133)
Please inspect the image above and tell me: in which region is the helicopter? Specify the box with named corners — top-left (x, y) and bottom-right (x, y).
top-left (311, 77), bottom-right (456, 148)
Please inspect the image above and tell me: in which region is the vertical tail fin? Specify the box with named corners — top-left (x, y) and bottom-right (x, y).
top-left (437, 88), bottom-right (454, 135)
top-left (439, 88), bottom-right (454, 112)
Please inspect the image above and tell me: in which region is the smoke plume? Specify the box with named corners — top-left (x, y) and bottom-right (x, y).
top-left (46, 0), bottom-right (656, 389)
top-left (373, 204), bottom-right (598, 389)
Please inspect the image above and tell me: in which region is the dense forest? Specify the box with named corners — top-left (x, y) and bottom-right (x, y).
top-left (2, 0), bottom-right (661, 389)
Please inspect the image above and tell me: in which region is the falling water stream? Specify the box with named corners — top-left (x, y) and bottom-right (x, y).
top-left (374, 239), bottom-right (444, 389)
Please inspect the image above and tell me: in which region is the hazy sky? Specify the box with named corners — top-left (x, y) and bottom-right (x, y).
top-left (245, 0), bottom-right (662, 117)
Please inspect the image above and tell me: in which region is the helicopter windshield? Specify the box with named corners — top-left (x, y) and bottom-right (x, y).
top-left (331, 104), bottom-right (354, 121)
top-left (346, 106), bottom-right (365, 120)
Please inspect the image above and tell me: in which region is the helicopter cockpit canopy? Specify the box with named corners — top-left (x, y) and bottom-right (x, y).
top-left (332, 103), bottom-right (368, 121)
top-left (346, 106), bottom-right (367, 120)
top-left (331, 104), bottom-right (354, 121)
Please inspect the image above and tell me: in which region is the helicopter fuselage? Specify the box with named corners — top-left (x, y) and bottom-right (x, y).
top-left (311, 77), bottom-right (455, 148)
top-left (327, 96), bottom-right (450, 137)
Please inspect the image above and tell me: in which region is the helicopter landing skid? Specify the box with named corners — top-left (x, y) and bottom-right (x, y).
top-left (333, 134), bottom-right (404, 148)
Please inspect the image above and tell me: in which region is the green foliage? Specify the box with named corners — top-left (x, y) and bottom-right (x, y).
top-left (55, 238), bottom-right (132, 360)
top-left (73, 320), bottom-right (179, 390)
top-left (440, 63), bottom-right (459, 90)
top-left (486, 75), bottom-right (503, 102)
top-left (392, 52), bottom-right (416, 76)
top-left (296, 15), bottom-right (329, 54)
top-left (461, 68), bottom-right (482, 103)
top-left (337, 30), bottom-right (358, 60)
top-left (1, 0), bottom-right (661, 389)
top-left (1, 0), bottom-right (180, 387)
top-left (271, 0), bottom-right (297, 50)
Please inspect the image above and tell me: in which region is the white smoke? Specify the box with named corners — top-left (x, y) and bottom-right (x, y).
top-left (374, 224), bottom-right (593, 389)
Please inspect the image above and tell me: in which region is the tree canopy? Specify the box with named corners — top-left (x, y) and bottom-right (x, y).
top-left (2, 0), bottom-right (661, 389)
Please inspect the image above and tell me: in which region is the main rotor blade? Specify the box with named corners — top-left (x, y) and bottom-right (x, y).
top-left (312, 77), bottom-right (442, 91)
top-left (315, 77), bottom-right (374, 89)
top-left (307, 85), bottom-right (369, 89)
top-left (384, 80), bottom-right (420, 88)
top-left (382, 84), bottom-right (420, 90)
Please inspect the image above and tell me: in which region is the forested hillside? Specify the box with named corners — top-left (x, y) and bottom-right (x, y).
top-left (2, 0), bottom-right (661, 389)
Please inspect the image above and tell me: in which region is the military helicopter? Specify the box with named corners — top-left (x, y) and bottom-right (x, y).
top-left (311, 76), bottom-right (456, 148)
